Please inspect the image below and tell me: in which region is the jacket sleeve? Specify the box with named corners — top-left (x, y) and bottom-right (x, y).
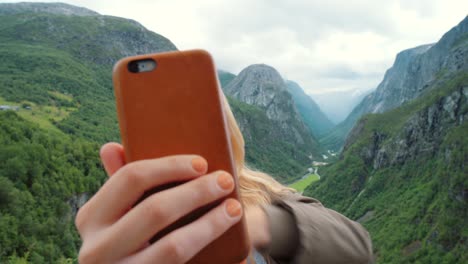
top-left (262, 193), bottom-right (373, 264)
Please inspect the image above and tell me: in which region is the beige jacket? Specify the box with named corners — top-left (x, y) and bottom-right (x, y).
top-left (260, 193), bottom-right (373, 264)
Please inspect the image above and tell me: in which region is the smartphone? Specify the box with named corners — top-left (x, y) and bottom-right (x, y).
top-left (112, 50), bottom-right (249, 264)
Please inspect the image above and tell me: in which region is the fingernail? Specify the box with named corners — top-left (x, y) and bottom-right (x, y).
top-left (226, 199), bottom-right (242, 218)
top-left (217, 172), bottom-right (234, 191)
top-left (191, 157), bottom-right (207, 174)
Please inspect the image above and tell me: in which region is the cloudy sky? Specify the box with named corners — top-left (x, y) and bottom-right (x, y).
top-left (1, 0), bottom-right (467, 122)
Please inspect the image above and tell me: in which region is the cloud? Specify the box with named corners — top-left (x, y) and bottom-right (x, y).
top-left (1, 0), bottom-right (467, 119)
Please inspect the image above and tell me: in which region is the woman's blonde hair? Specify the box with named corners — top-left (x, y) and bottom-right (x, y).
top-left (221, 95), bottom-right (295, 207)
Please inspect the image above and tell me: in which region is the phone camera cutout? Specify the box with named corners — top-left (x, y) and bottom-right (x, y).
top-left (128, 59), bottom-right (157, 73)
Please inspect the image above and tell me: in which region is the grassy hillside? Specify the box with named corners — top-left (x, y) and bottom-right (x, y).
top-left (0, 43), bottom-right (119, 143)
top-left (228, 97), bottom-right (311, 182)
top-left (0, 8), bottom-right (177, 143)
top-left (289, 174), bottom-right (320, 192)
top-left (306, 73), bottom-right (468, 263)
top-left (319, 120), bottom-right (352, 152)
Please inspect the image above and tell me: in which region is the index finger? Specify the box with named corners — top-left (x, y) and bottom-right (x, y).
top-left (76, 155), bottom-right (208, 232)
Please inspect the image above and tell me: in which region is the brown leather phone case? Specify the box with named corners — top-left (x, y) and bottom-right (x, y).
top-left (113, 50), bottom-right (249, 264)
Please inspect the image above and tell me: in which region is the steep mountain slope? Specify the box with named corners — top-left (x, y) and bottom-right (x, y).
top-left (228, 97), bottom-right (313, 182)
top-left (225, 64), bottom-right (320, 150)
top-left (217, 70), bottom-right (310, 180)
top-left (321, 16), bottom-right (468, 151)
top-left (0, 2), bottom-right (177, 63)
top-left (306, 64), bottom-right (468, 262)
top-left (286, 80), bottom-right (334, 137)
top-left (0, 3), bottom-right (178, 262)
top-left (217, 70), bottom-right (236, 88)
top-left (224, 64), bottom-right (322, 176)
top-left (0, 2), bottom-right (177, 143)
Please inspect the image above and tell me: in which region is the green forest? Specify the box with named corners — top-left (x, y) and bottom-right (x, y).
top-left (0, 111), bottom-right (106, 262)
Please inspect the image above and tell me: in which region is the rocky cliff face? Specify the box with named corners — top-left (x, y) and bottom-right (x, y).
top-left (322, 16), bottom-right (468, 151)
top-left (224, 64), bottom-right (321, 153)
top-left (226, 64), bottom-right (295, 120)
top-left (67, 192), bottom-right (91, 220)
top-left (346, 86), bottom-right (467, 170)
top-left (361, 17), bottom-right (468, 115)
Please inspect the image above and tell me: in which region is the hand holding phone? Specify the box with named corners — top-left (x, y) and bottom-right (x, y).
top-left (75, 143), bottom-right (243, 264)
top-left (75, 50), bottom-right (249, 264)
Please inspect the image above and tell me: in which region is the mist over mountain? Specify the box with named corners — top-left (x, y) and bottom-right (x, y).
top-left (321, 16), bottom-right (468, 151)
top-left (285, 80), bottom-right (335, 137)
top-left (311, 87), bottom-right (374, 123)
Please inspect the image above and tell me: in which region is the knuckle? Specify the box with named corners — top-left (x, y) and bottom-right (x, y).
top-left (120, 163), bottom-right (143, 187)
top-left (163, 237), bottom-right (185, 264)
top-left (166, 155), bottom-right (182, 169)
top-left (142, 197), bottom-right (164, 220)
top-left (208, 211), bottom-right (224, 233)
top-left (210, 203), bottom-right (233, 232)
top-left (78, 244), bottom-right (101, 264)
top-left (187, 187), bottom-right (204, 206)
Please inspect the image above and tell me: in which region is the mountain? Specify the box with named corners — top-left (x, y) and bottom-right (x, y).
top-left (0, 2), bottom-right (178, 262)
top-left (0, 2), bottom-right (177, 143)
top-left (217, 69), bottom-right (236, 88)
top-left (0, 2), bottom-right (307, 180)
top-left (308, 73), bottom-right (467, 263)
top-left (0, 3), bottom-right (326, 261)
top-left (224, 64), bottom-right (322, 177)
top-left (225, 64), bottom-right (318, 148)
top-left (0, 3), bottom-right (177, 65)
top-left (321, 17), bottom-right (468, 151)
top-left (285, 80), bottom-right (334, 137)
top-left (306, 18), bottom-right (468, 263)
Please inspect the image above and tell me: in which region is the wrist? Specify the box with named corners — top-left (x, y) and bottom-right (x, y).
top-left (246, 206), bottom-right (271, 250)
top-left (254, 207), bottom-right (271, 249)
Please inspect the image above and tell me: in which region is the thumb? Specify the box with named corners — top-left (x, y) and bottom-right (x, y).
top-left (100, 142), bottom-right (126, 177)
